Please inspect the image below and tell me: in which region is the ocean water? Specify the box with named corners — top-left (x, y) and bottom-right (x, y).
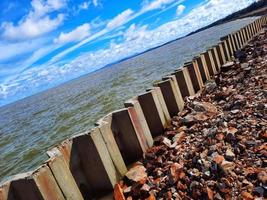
top-left (0, 17), bottom-right (257, 182)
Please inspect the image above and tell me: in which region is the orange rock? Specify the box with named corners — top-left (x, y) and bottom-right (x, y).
top-left (146, 193), bottom-right (156, 200)
top-left (262, 131), bottom-right (267, 139)
top-left (173, 131), bottom-right (186, 144)
top-left (241, 191), bottom-right (254, 200)
top-left (227, 127), bottom-right (238, 134)
top-left (125, 165), bottom-right (147, 183)
top-left (114, 184), bottom-right (126, 200)
top-left (213, 155), bottom-right (225, 164)
top-left (206, 187), bottom-right (214, 200)
top-left (170, 163), bottom-right (183, 182)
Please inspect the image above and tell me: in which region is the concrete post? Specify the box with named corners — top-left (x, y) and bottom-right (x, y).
top-left (250, 23), bottom-right (254, 36)
top-left (184, 61), bottom-right (203, 93)
top-left (125, 98), bottom-right (154, 148)
top-left (172, 67), bottom-right (195, 97)
top-left (163, 75), bottom-right (185, 100)
top-left (249, 23), bottom-right (253, 38)
top-left (250, 23), bottom-right (255, 36)
top-left (244, 26), bottom-right (250, 42)
top-left (240, 29), bottom-right (246, 44)
top-left (252, 22), bottom-right (257, 35)
top-left (256, 20), bottom-right (260, 32)
top-left (222, 40), bottom-right (231, 61)
top-left (211, 47), bottom-right (221, 72)
top-left (225, 36), bottom-right (234, 56)
top-left (230, 34), bottom-right (237, 52)
top-left (249, 23), bottom-right (253, 37)
top-left (204, 51), bottom-right (215, 77)
top-left (46, 151), bottom-right (84, 200)
top-left (244, 25), bottom-right (250, 40)
top-left (194, 56), bottom-right (209, 84)
top-left (234, 32), bottom-right (240, 50)
top-left (236, 31), bottom-right (242, 48)
top-left (238, 31), bottom-right (244, 47)
top-left (200, 53), bottom-right (211, 80)
top-left (240, 30), bottom-right (245, 46)
top-left (0, 165), bottom-right (65, 200)
top-left (47, 128), bottom-right (120, 199)
top-left (96, 121), bottom-right (127, 177)
top-left (97, 109), bottom-right (145, 166)
top-left (154, 76), bottom-right (184, 117)
top-left (244, 27), bottom-right (249, 42)
top-left (207, 49), bottom-right (218, 75)
top-left (243, 28), bottom-right (249, 43)
top-left (150, 87), bottom-right (171, 123)
top-left (219, 42), bottom-right (226, 63)
top-left (137, 89), bottom-right (168, 137)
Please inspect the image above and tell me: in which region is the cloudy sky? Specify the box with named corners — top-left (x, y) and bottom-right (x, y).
top-left (0, 0), bottom-right (257, 106)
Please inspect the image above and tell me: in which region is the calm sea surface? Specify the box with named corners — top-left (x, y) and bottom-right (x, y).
top-left (0, 17), bottom-right (257, 182)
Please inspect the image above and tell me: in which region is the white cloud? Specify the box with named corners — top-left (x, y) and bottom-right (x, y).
top-left (141, 0), bottom-right (176, 12)
top-left (0, 38), bottom-right (48, 61)
top-left (2, 15), bottom-right (64, 41)
top-left (176, 4), bottom-right (185, 16)
top-left (1, 0), bottom-right (66, 41)
top-left (107, 9), bottom-right (134, 29)
top-left (30, 0), bottom-right (66, 17)
top-left (92, 0), bottom-right (99, 7)
top-left (54, 23), bottom-right (91, 44)
top-left (123, 24), bottom-right (148, 42)
top-left (79, 1), bottom-right (91, 10)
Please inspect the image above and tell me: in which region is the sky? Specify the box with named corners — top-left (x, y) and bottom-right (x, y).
top-left (0, 0), bottom-right (257, 106)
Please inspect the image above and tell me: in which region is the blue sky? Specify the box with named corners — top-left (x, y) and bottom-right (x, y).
top-left (0, 0), bottom-right (257, 106)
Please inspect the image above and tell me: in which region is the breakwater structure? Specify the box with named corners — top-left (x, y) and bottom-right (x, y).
top-left (0, 16), bottom-right (267, 200)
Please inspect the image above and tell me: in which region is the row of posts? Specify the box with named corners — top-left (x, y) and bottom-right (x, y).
top-left (1, 16), bottom-right (266, 200)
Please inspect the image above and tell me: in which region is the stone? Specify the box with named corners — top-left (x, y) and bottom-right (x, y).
top-left (241, 191), bottom-right (254, 200)
top-left (221, 61), bottom-right (235, 72)
top-left (172, 132), bottom-right (186, 144)
top-left (206, 187), bottom-right (214, 200)
top-left (253, 187), bottom-right (264, 196)
top-left (170, 163), bottom-right (183, 182)
top-left (257, 171), bottom-right (267, 184)
top-left (234, 50), bottom-right (247, 62)
top-left (125, 165), bottom-right (147, 183)
top-left (162, 137), bottom-right (172, 148)
top-left (114, 184), bottom-right (126, 200)
top-left (181, 113), bottom-right (209, 126)
top-left (225, 149), bottom-right (235, 161)
top-left (213, 155), bottom-right (225, 164)
top-left (193, 101), bottom-right (218, 114)
top-left (205, 82), bottom-right (217, 93)
top-left (220, 161), bottom-right (235, 172)
top-left (146, 194), bottom-right (156, 200)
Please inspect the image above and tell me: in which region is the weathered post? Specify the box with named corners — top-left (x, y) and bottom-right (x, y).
top-left (172, 67), bottom-right (195, 98)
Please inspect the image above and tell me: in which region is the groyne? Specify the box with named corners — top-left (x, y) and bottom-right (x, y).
top-left (0, 16), bottom-right (266, 200)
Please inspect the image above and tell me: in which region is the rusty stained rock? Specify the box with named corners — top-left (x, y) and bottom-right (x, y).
top-left (114, 28), bottom-right (267, 199)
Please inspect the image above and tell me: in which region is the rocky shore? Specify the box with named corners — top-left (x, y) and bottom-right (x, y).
top-left (114, 28), bottom-right (267, 200)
